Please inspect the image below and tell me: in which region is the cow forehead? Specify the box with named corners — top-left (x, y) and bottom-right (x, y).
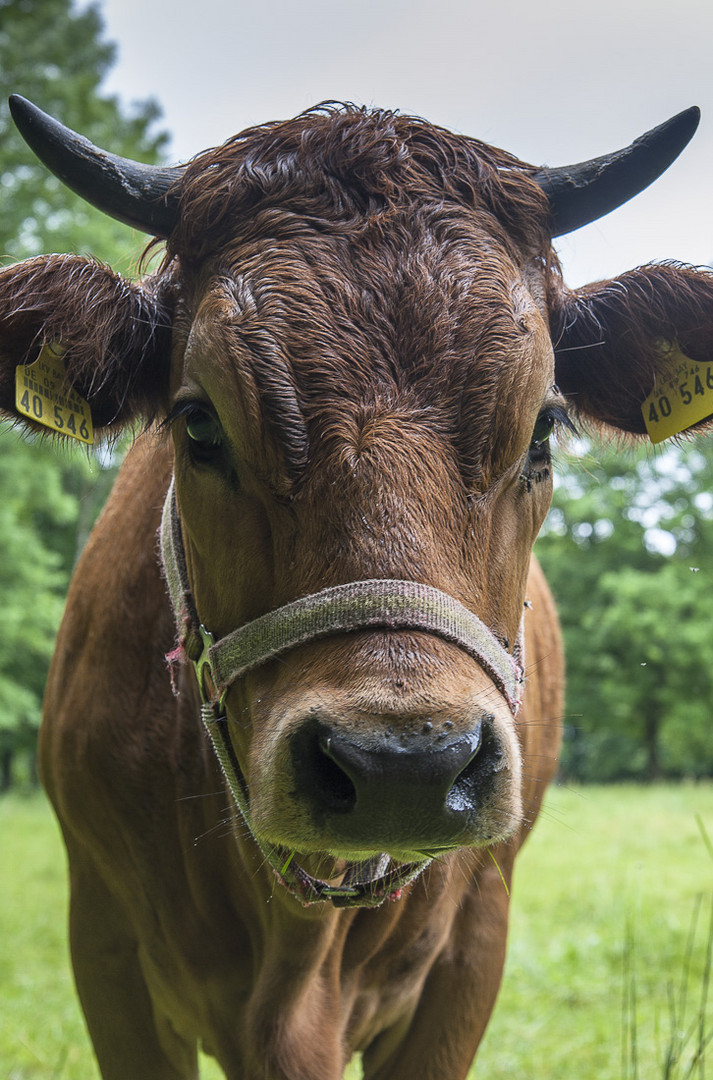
top-left (174, 216), bottom-right (554, 490)
top-left (180, 215), bottom-right (547, 368)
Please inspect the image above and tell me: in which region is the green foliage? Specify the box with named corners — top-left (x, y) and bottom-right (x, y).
top-left (537, 437), bottom-right (713, 782)
top-left (0, 0), bottom-right (168, 787)
top-left (0, 427), bottom-right (117, 771)
top-left (0, 0), bottom-right (168, 269)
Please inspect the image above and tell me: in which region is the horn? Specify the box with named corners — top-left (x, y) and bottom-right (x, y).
top-left (535, 107), bottom-right (700, 237)
top-left (9, 94), bottom-right (183, 237)
top-left (10, 95), bottom-right (701, 241)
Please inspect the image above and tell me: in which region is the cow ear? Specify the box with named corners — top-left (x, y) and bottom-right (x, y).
top-left (551, 263), bottom-right (713, 437)
top-left (0, 254), bottom-right (172, 438)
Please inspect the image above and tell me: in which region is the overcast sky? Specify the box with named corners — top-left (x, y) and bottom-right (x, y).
top-left (95, 0), bottom-right (713, 287)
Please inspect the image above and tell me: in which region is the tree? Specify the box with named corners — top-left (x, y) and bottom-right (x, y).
top-left (536, 437), bottom-right (713, 782)
top-left (0, 0), bottom-right (168, 788)
top-left (0, 0), bottom-right (168, 267)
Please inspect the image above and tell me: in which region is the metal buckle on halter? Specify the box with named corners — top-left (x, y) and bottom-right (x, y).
top-left (193, 624), bottom-right (225, 711)
top-left (318, 884), bottom-right (362, 898)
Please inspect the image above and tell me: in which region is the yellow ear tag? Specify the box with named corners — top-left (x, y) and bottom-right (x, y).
top-left (642, 342), bottom-right (713, 444)
top-left (15, 343), bottom-right (94, 445)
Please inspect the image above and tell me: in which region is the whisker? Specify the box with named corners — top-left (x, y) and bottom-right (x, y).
top-left (176, 788), bottom-right (228, 802)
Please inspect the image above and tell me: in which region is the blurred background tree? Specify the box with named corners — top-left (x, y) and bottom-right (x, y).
top-left (0, 0), bottom-right (168, 266)
top-left (0, 0), bottom-right (168, 788)
top-left (537, 438), bottom-right (713, 783)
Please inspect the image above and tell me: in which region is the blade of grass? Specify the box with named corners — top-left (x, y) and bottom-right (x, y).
top-left (486, 848), bottom-right (510, 897)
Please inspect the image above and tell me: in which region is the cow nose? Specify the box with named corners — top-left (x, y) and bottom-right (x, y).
top-left (294, 719), bottom-right (495, 848)
top-left (318, 726), bottom-right (481, 810)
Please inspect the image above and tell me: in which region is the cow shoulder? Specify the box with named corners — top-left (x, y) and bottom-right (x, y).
top-left (39, 435), bottom-right (206, 833)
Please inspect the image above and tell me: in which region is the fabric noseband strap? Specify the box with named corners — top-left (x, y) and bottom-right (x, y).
top-left (159, 478), bottom-right (524, 907)
top-left (160, 478), bottom-right (524, 714)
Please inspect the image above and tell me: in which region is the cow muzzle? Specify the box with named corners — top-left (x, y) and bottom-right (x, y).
top-left (282, 706), bottom-right (515, 855)
top-left (159, 479), bottom-right (525, 906)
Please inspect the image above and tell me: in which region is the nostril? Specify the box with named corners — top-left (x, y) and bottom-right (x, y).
top-left (446, 718), bottom-right (499, 813)
top-left (314, 732), bottom-right (357, 813)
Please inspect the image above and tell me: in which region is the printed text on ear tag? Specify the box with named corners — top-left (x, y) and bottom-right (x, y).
top-left (15, 343), bottom-right (94, 444)
top-left (642, 342), bottom-right (713, 444)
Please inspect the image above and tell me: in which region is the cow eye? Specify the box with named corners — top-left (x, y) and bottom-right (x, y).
top-left (184, 407), bottom-right (224, 463)
top-left (531, 409), bottom-right (557, 448)
top-left (530, 404), bottom-right (574, 451)
top-left (522, 404), bottom-right (575, 490)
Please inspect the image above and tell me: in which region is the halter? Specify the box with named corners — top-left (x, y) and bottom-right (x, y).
top-left (159, 478), bottom-right (525, 907)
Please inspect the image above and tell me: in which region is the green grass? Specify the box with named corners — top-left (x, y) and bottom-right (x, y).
top-left (476, 785), bottom-right (713, 1079)
top-left (1, 785), bottom-right (711, 1079)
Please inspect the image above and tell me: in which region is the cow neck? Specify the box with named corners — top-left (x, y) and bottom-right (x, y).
top-left (159, 477), bottom-right (525, 908)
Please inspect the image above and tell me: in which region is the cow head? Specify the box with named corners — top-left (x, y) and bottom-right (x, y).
top-left (2, 97), bottom-right (711, 904)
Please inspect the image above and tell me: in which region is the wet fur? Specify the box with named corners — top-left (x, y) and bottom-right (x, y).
top-left (1, 104), bottom-right (712, 1080)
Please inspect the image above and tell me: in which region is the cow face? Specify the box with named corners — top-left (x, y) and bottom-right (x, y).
top-left (164, 209), bottom-right (558, 869)
top-left (2, 99), bottom-right (710, 900)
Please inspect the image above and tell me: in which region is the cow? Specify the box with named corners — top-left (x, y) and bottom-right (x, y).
top-left (2, 94), bottom-right (711, 1080)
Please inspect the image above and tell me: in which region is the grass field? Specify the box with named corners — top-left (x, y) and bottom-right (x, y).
top-left (1, 785), bottom-right (711, 1079)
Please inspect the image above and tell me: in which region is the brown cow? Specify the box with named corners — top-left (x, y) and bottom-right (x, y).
top-left (3, 96), bottom-right (712, 1080)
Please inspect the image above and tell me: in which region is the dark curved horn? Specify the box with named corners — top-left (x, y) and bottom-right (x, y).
top-left (535, 107), bottom-right (700, 237)
top-left (9, 94), bottom-right (183, 237)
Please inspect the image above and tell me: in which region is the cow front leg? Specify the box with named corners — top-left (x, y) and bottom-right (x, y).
top-left (362, 860), bottom-right (512, 1080)
top-left (68, 857), bottom-right (198, 1080)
